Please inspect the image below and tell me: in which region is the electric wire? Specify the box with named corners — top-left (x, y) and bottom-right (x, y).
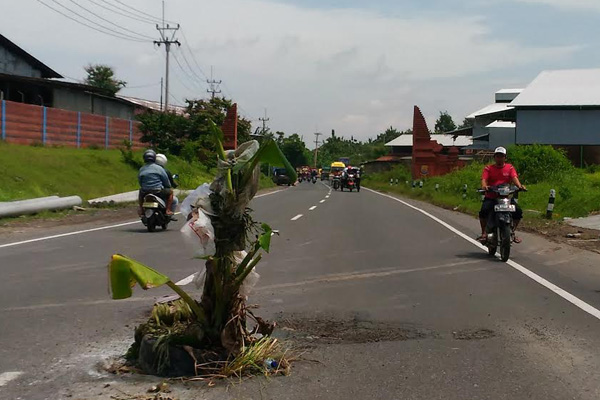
top-left (37, 0), bottom-right (147, 42)
top-left (171, 52), bottom-right (205, 93)
top-left (64, 0), bottom-right (155, 40)
top-left (180, 28), bottom-right (209, 81)
top-left (111, 0), bottom-right (178, 24)
top-left (84, 0), bottom-right (157, 25)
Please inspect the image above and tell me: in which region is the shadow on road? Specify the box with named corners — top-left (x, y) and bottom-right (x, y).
top-left (455, 251), bottom-right (496, 261)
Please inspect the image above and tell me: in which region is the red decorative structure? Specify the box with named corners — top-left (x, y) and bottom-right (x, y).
top-left (411, 106), bottom-right (465, 179)
top-left (222, 103), bottom-right (238, 150)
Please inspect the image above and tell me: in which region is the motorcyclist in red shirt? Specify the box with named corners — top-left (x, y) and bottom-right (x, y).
top-left (479, 147), bottom-right (526, 243)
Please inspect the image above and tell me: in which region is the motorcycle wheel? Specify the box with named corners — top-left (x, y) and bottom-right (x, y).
top-left (350, 187), bottom-right (353, 192)
top-left (486, 231), bottom-right (496, 256)
top-left (499, 224), bottom-right (511, 262)
top-left (161, 223), bottom-right (168, 230)
top-left (357, 186), bottom-right (361, 192)
top-left (146, 215), bottom-right (156, 232)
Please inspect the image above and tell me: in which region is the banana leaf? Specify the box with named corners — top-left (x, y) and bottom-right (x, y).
top-left (236, 139), bottom-right (297, 183)
top-left (108, 254), bottom-right (206, 322)
top-left (108, 254), bottom-right (170, 300)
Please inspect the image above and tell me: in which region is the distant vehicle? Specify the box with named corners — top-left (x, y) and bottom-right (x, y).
top-left (330, 161), bottom-right (345, 190)
top-left (272, 168), bottom-right (292, 186)
top-left (321, 166), bottom-right (331, 181)
top-left (339, 157), bottom-right (350, 165)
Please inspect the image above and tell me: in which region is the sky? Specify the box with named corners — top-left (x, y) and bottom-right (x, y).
top-left (4, 0), bottom-right (600, 145)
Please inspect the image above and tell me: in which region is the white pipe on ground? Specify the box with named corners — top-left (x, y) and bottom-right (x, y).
top-left (0, 196), bottom-right (83, 218)
top-left (0, 196), bottom-right (60, 208)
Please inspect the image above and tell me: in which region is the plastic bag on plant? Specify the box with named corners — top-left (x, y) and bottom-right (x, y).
top-left (233, 250), bottom-right (260, 297)
top-left (239, 268), bottom-right (260, 298)
top-left (180, 210), bottom-right (216, 257)
top-left (193, 269), bottom-right (206, 290)
top-left (180, 183), bottom-right (214, 218)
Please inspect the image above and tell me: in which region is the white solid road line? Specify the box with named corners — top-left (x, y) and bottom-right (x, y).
top-left (309, 206), bottom-right (317, 211)
top-left (0, 220), bottom-right (142, 250)
top-left (0, 371), bottom-right (24, 387)
top-left (0, 188), bottom-right (291, 250)
top-left (364, 187), bottom-right (600, 322)
top-left (291, 214), bottom-right (304, 221)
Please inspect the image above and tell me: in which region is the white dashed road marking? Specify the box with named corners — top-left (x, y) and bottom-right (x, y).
top-left (320, 200), bottom-right (326, 203)
top-left (309, 206), bottom-right (317, 211)
top-left (291, 214), bottom-right (304, 221)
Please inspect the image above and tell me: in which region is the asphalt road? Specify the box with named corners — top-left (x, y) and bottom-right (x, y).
top-left (1, 181), bottom-right (600, 399)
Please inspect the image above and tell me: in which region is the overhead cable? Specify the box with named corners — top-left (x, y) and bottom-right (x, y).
top-left (37, 0), bottom-right (147, 42)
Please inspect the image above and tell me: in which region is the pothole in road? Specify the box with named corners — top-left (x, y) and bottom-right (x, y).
top-left (276, 314), bottom-right (433, 345)
top-left (452, 328), bottom-right (496, 340)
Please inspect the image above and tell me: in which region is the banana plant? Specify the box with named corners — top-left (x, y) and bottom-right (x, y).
top-left (108, 122), bottom-right (294, 357)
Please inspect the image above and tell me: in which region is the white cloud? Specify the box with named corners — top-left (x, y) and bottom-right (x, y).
top-left (4, 0), bottom-right (580, 140)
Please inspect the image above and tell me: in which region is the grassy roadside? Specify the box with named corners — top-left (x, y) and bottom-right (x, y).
top-left (364, 157), bottom-right (600, 220)
top-left (0, 142), bottom-right (214, 202)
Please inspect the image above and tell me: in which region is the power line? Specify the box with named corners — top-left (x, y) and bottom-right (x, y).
top-left (64, 0), bottom-right (155, 40)
top-left (179, 28), bottom-right (209, 81)
top-left (37, 0), bottom-right (147, 42)
top-left (171, 52), bottom-right (204, 92)
top-left (176, 47), bottom-right (207, 87)
top-left (85, 0), bottom-right (157, 25)
top-left (112, 0), bottom-right (177, 24)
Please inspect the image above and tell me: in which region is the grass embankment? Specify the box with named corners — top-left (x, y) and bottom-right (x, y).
top-left (364, 145), bottom-right (600, 220)
top-left (0, 143), bottom-right (214, 202)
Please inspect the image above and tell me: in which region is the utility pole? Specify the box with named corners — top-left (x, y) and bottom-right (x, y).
top-left (259, 109), bottom-right (270, 135)
top-left (206, 66), bottom-right (222, 99)
top-left (154, 1), bottom-right (180, 112)
top-left (259, 109), bottom-right (271, 176)
top-left (313, 131), bottom-right (322, 168)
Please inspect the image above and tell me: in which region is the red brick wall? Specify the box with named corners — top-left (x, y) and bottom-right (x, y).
top-left (222, 103), bottom-right (238, 150)
top-left (0, 100), bottom-right (143, 149)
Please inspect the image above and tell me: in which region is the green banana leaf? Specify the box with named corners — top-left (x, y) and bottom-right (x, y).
top-left (259, 223), bottom-right (274, 253)
top-left (108, 254), bottom-right (170, 300)
top-left (235, 139), bottom-right (298, 183)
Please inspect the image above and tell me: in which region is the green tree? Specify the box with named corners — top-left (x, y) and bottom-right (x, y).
top-left (280, 133), bottom-right (309, 167)
top-left (434, 111), bottom-right (457, 133)
top-left (84, 64), bottom-right (126, 95)
top-left (458, 118), bottom-right (472, 129)
top-left (137, 97), bottom-right (252, 168)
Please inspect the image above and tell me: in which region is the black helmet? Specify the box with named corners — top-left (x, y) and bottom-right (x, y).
top-left (143, 149), bottom-right (157, 163)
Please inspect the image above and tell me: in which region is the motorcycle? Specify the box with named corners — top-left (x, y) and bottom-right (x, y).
top-left (141, 192), bottom-right (172, 232)
top-left (341, 173), bottom-right (359, 192)
top-left (478, 185), bottom-right (526, 262)
top-left (312, 175), bottom-right (317, 184)
top-left (331, 175), bottom-right (341, 190)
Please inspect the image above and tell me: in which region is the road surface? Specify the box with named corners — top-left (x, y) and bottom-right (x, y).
top-left (1, 182), bottom-right (600, 399)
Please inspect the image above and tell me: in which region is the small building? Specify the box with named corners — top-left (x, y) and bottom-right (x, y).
top-left (512, 69), bottom-right (600, 165)
top-left (466, 89), bottom-right (521, 151)
top-left (0, 34), bottom-right (135, 119)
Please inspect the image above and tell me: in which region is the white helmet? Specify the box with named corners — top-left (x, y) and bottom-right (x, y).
top-left (155, 153), bottom-right (168, 167)
top-left (494, 146), bottom-right (507, 155)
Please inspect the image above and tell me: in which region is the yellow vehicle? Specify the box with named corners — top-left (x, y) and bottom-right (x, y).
top-left (330, 161), bottom-right (345, 190)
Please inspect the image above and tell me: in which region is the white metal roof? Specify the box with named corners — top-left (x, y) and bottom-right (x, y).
top-left (496, 89), bottom-right (523, 94)
top-left (466, 103), bottom-right (513, 119)
top-left (117, 95), bottom-right (187, 115)
top-left (510, 69), bottom-right (600, 107)
top-left (486, 121), bottom-right (516, 129)
top-left (385, 134), bottom-right (473, 147)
